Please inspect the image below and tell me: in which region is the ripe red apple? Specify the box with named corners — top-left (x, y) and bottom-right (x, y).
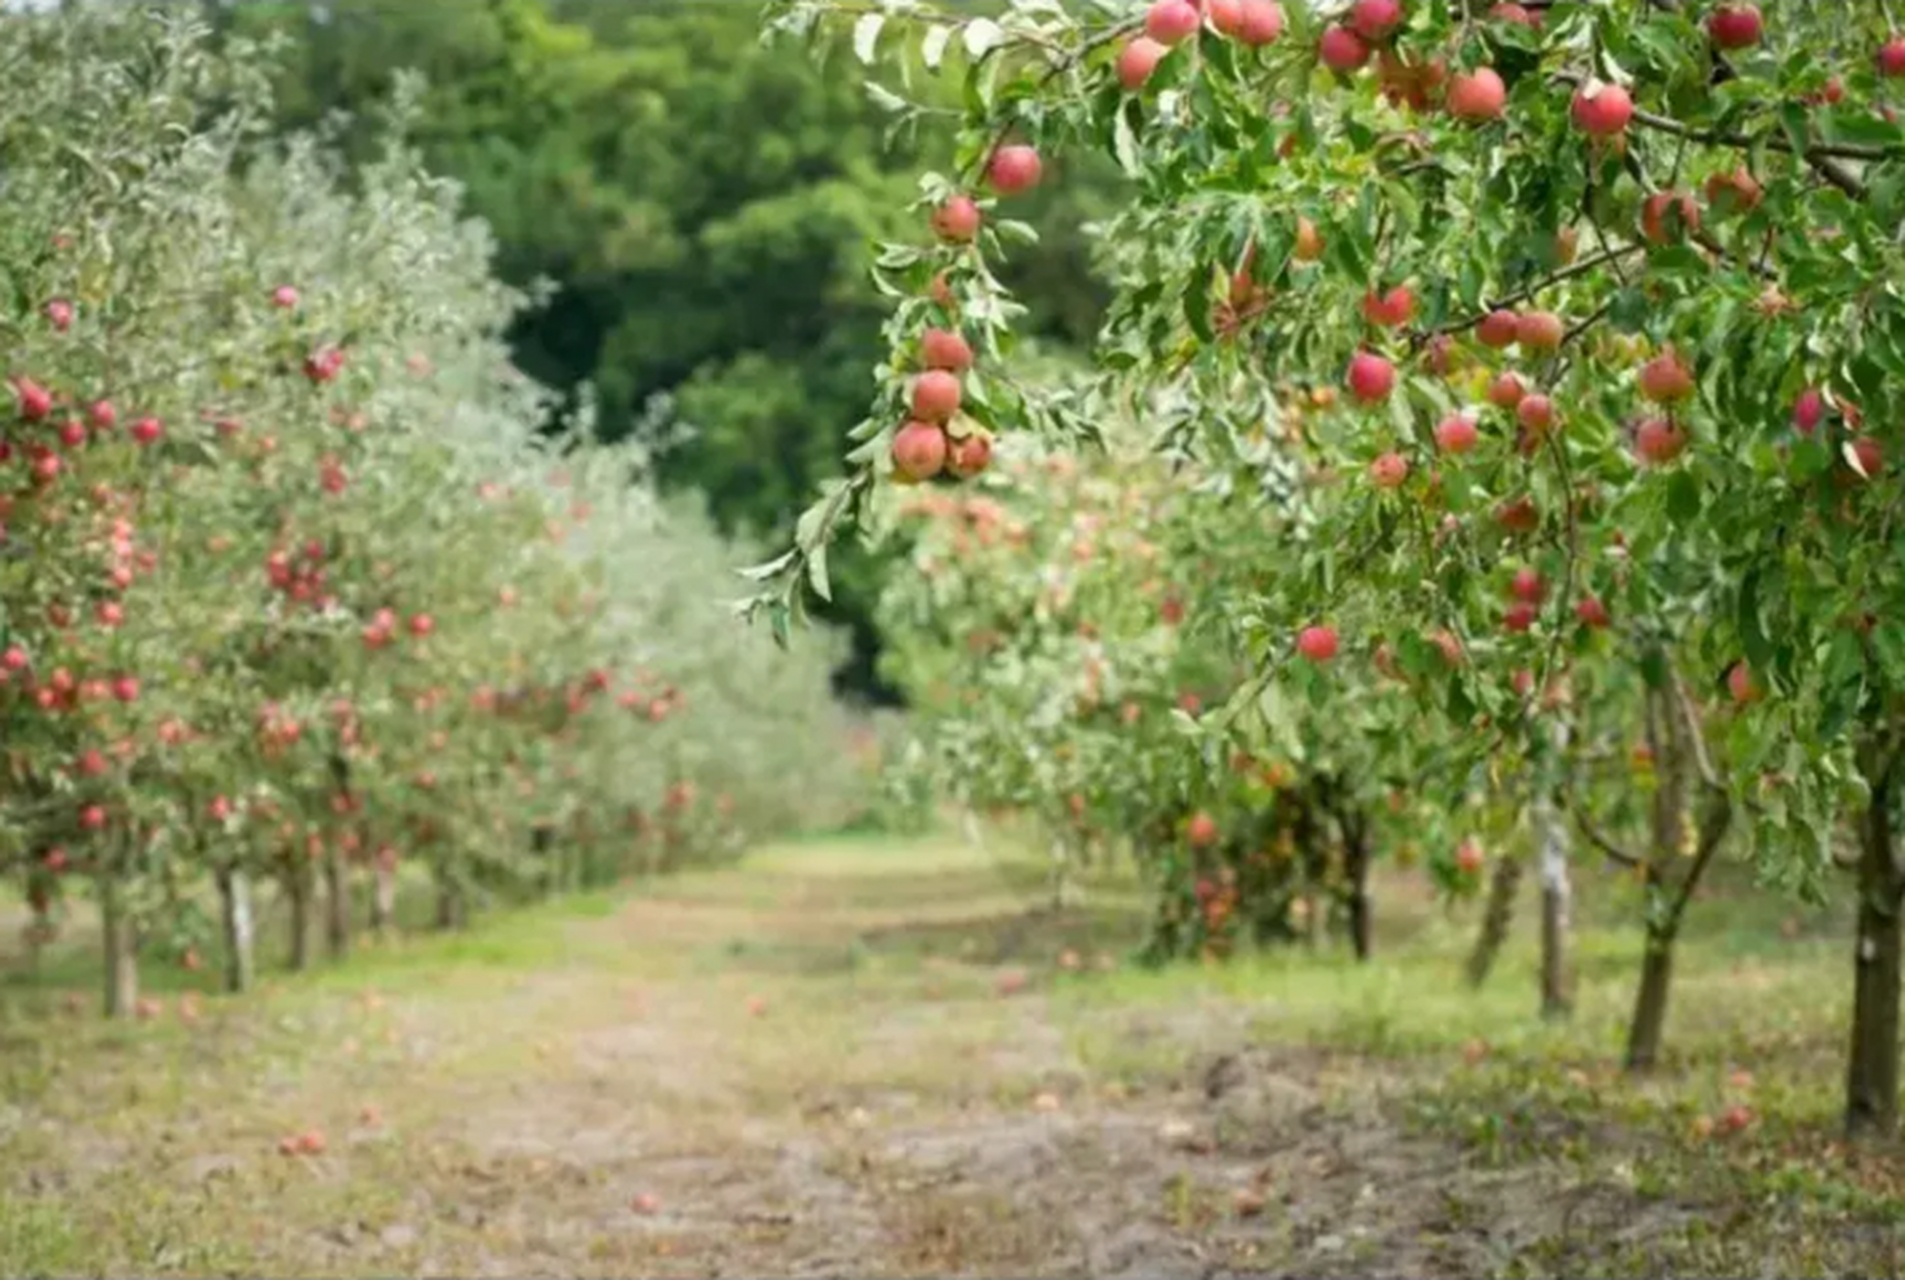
top-left (130, 416), bottom-right (163, 446)
top-left (1516, 393), bottom-right (1555, 433)
top-left (987, 144), bottom-right (1043, 195)
top-left (1474, 309), bottom-right (1517, 349)
top-left (1638, 349), bottom-right (1695, 402)
top-left (1576, 595), bottom-right (1611, 628)
top-left (892, 420), bottom-right (948, 482)
top-left (921, 328), bottom-right (973, 372)
top-left (1455, 838), bottom-right (1485, 874)
top-left (1882, 37), bottom-right (1905, 78)
top-left (56, 418), bottom-right (85, 449)
top-left (1145, 0), bottom-right (1201, 44)
top-left (1447, 67), bottom-right (1506, 121)
top-left (407, 613), bottom-right (434, 639)
top-left (1369, 451), bottom-right (1409, 489)
top-left (1640, 190), bottom-right (1701, 245)
top-left (1516, 310), bottom-right (1563, 352)
top-left (947, 429), bottom-right (993, 479)
top-left (1850, 435), bottom-right (1884, 480)
top-left (1490, 2), bottom-right (1536, 24)
top-left (1707, 5), bottom-right (1762, 49)
top-left (1235, 0), bottom-right (1283, 45)
top-left (13, 377), bottom-right (51, 420)
top-left (1486, 371), bottom-right (1527, 409)
top-left (1293, 216), bottom-right (1324, 261)
top-left (1434, 413), bottom-right (1479, 454)
top-left (1348, 0), bottom-right (1402, 42)
top-left (1727, 660), bottom-right (1759, 704)
top-left (1503, 601), bottom-right (1537, 632)
top-left (1346, 351), bottom-right (1395, 403)
top-left (79, 804), bottom-right (107, 832)
top-left (1209, 0), bottom-right (1244, 34)
top-left (1704, 167), bottom-right (1762, 216)
top-left (912, 370), bottom-right (963, 421)
top-left (45, 299), bottom-right (73, 332)
top-left (1296, 624), bottom-right (1339, 663)
top-left (1497, 496), bottom-right (1539, 533)
top-left (1118, 37), bottom-right (1169, 91)
top-left (111, 675), bottom-right (140, 703)
top-left (1187, 811), bottom-right (1220, 847)
top-left (1571, 82), bottom-right (1634, 136)
top-left (932, 195), bottom-right (982, 242)
top-left (1792, 387), bottom-right (1825, 434)
top-left (1318, 26), bottom-right (1371, 72)
top-left (1510, 566), bottom-right (1544, 604)
top-left (1634, 417), bottom-right (1688, 465)
top-left (88, 399), bottom-right (117, 431)
top-left (1362, 285), bottom-right (1414, 327)
top-left (272, 285), bottom-right (299, 309)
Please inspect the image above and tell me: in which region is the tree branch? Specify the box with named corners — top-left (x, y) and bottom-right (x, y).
top-left (1562, 788), bottom-right (1642, 868)
top-left (1553, 70), bottom-right (1898, 164)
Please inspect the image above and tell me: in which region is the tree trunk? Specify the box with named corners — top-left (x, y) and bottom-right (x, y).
top-left (216, 865), bottom-right (255, 995)
top-left (370, 861), bottom-right (396, 937)
top-left (1847, 758), bottom-right (1902, 1142)
top-left (1536, 791), bottom-right (1573, 1019)
top-left (98, 875), bottom-right (137, 1019)
top-left (1625, 927), bottom-right (1674, 1071)
top-left (1466, 854), bottom-right (1522, 987)
top-left (435, 881), bottom-right (464, 931)
top-left (324, 846), bottom-right (350, 960)
top-left (287, 863), bottom-right (313, 972)
top-left (1342, 813), bottom-right (1373, 962)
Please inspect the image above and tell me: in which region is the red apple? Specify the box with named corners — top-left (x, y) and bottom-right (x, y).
top-left (1517, 394), bottom-right (1555, 433)
top-left (1118, 37), bottom-right (1169, 91)
top-left (947, 429), bottom-right (993, 479)
top-left (987, 144), bottom-right (1043, 195)
top-left (912, 370), bottom-right (963, 421)
top-left (921, 328), bottom-right (974, 372)
top-left (1510, 566), bottom-right (1544, 604)
top-left (1455, 838), bottom-right (1485, 874)
top-left (1187, 811), bottom-right (1220, 847)
top-left (1209, 0), bottom-right (1244, 34)
top-left (1727, 660), bottom-right (1759, 704)
top-left (1369, 451), bottom-right (1409, 489)
top-left (1346, 351), bottom-right (1395, 403)
top-left (1516, 310), bottom-right (1564, 351)
top-left (1486, 371), bottom-right (1527, 409)
top-left (932, 195), bottom-right (982, 242)
top-left (272, 285), bottom-right (299, 309)
top-left (1503, 601), bottom-right (1537, 632)
top-left (1571, 82), bottom-right (1634, 136)
top-left (1641, 190), bottom-right (1701, 245)
top-left (1850, 435), bottom-right (1884, 480)
top-left (13, 377), bottom-right (51, 420)
top-left (1490, 2), bottom-right (1537, 24)
top-left (1638, 349), bottom-right (1695, 403)
top-left (1319, 26), bottom-right (1371, 72)
top-left (1634, 417), bottom-right (1688, 465)
top-left (44, 299), bottom-right (73, 332)
top-left (1577, 596), bottom-right (1611, 628)
top-left (1475, 309), bottom-right (1518, 349)
top-left (1296, 625), bottom-right (1339, 663)
top-left (1235, 0), bottom-right (1284, 45)
top-left (1707, 5), bottom-right (1762, 50)
top-left (1434, 413), bottom-right (1479, 454)
top-left (1348, 0), bottom-right (1403, 42)
top-left (1145, 0), bottom-right (1201, 44)
top-left (1704, 167), bottom-right (1762, 217)
top-left (1882, 37), bottom-right (1905, 78)
top-left (130, 416), bottom-right (163, 445)
top-left (892, 420), bottom-right (947, 482)
top-left (1362, 284), bottom-right (1414, 327)
top-left (1792, 387), bottom-right (1825, 434)
top-left (1447, 67), bottom-right (1506, 121)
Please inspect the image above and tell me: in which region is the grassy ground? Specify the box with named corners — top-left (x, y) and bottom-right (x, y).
top-left (1, 830), bottom-right (1902, 1278)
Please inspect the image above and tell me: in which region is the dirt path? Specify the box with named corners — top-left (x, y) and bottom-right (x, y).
top-left (0, 836), bottom-right (1780, 1277)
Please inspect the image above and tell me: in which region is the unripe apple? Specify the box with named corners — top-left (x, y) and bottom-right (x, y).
top-left (1296, 624), bottom-right (1339, 663)
top-left (1640, 190), bottom-right (1701, 245)
top-left (1576, 595), bottom-right (1611, 628)
top-left (1882, 37), bottom-right (1905, 78)
top-left (1346, 351), bottom-right (1395, 403)
top-left (1187, 810), bottom-right (1220, 847)
top-left (932, 195), bottom-right (982, 242)
top-left (947, 429), bottom-right (993, 479)
top-left (1475, 309), bottom-right (1518, 348)
top-left (1361, 284), bottom-right (1414, 327)
top-left (1118, 37), bottom-right (1169, 91)
top-left (1348, 0), bottom-right (1402, 41)
top-left (987, 144), bottom-right (1043, 195)
top-left (1486, 371), bottom-right (1526, 409)
top-left (1571, 82), bottom-right (1633, 136)
top-left (1516, 393), bottom-right (1555, 433)
top-left (1447, 67), bottom-right (1506, 121)
top-left (1638, 349), bottom-right (1694, 402)
top-left (1516, 310), bottom-right (1563, 351)
top-left (1707, 4), bottom-right (1762, 49)
top-left (1793, 387), bottom-right (1826, 434)
top-left (1319, 26), bottom-right (1371, 72)
top-left (892, 420), bottom-right (948, 482)
top-left (1293, 216), bottom-right (1325, 261)
top-left (1235, 0), bottom-right (1283, 45)
top-left (921, 328), bottom-right (974, 372)
top-left (912, 369), bottom-right (962, 421)
top-left (1369, 451), bottom-right (1409, 488)
top-left (1434, 412), bottom-right (1479, 453)
top-left (1553, 226), bottom-right (1579, 265)
top-left (1145, 0), bottom-right (1201, 44)
top-left (1634, 417), bottom-right (1688, 465)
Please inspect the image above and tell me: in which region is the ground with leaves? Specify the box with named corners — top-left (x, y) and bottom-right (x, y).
top-left (1, 833), bottom-right (1900, 1279)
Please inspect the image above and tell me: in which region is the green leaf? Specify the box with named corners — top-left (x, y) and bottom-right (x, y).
top-left (866, 82), bottom-right (908, 113)
top-left (962, 17), bottom-right (1004, 60)
top-left (806, 540), bottom-right (832, 602)
top-left (852, 12), bottom-right (885, 65)
top-left (1113, 100), bottom-right (1143, 177)
top-left (921, 23), bottom-right (952, 70)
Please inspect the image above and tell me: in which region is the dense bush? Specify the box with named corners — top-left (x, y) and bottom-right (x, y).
top-left (1, 7), bottom-right (865, 1012)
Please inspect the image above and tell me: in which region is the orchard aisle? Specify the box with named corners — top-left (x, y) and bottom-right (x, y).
top-left (0, 834), bottom-right (1852, 1279)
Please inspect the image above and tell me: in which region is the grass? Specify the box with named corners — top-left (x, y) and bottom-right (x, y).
top-left (0, 829), bottom-right (1900, 1277)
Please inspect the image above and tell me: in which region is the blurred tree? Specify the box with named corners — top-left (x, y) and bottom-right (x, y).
top-left (208, 0), bottom-right (1112, 698)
